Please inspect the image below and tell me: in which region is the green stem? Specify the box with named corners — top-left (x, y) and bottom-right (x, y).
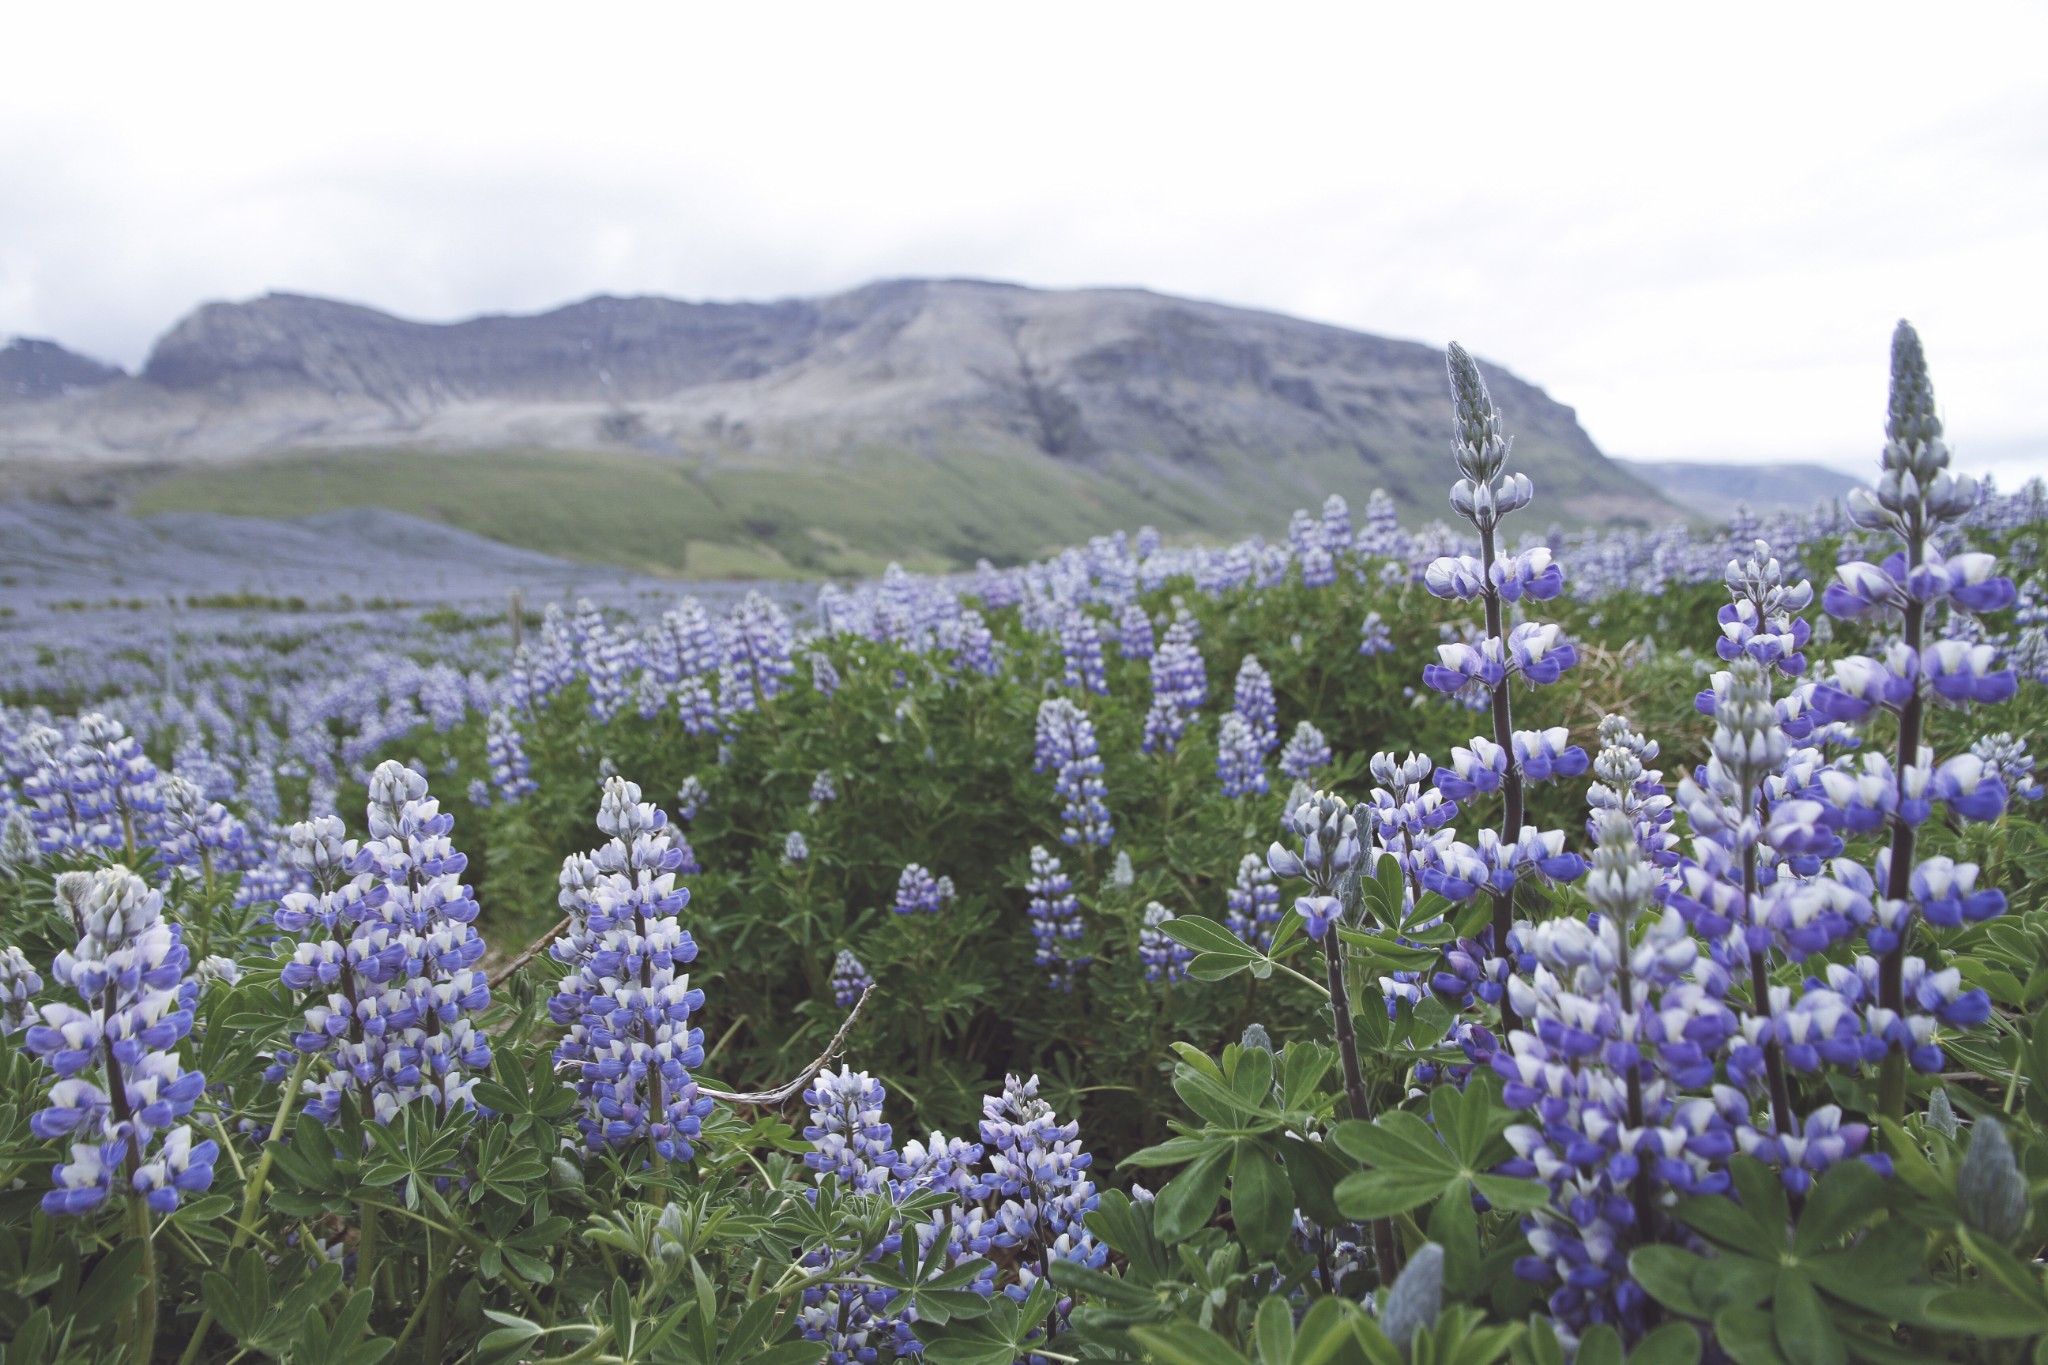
top-left (358, 1203), bottom-right (379, 1309)
top-left (127, 1194), bottom-right (159, 1365)
top-left (423, 1229), bottom-right (448, 1364)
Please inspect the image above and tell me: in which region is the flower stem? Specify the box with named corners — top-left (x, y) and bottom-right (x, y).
top-left (1477, 522), bottom-right (1523, 1035)
top-left (126, 1193), bottom-right (158, 1365)
top-left (1323, 936), bottom-right (1399, 1278)
top-left (1877, 559), bottom-right (1927, 1124)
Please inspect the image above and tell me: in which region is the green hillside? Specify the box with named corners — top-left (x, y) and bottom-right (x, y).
top-left (130, 445), bottom-right (1242, 577)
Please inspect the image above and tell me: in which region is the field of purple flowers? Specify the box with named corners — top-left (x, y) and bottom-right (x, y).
top-left (1, 322), bottom-right (2045, 1364)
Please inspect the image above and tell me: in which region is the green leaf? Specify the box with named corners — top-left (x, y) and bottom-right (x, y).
top-left (71, 1239), bottom-right (147, 1333)
top-left (1230, 1143), bottom-right (1294, 1258)
top-left (1512, 1316), bottom-right (1567, 1365)
top-left (1629, 1246), bottom-right (1709, 1319)
top-left (1254, 1294), bottom-right (1296, 1363)
top-left (1333, 1167), bottom-right (1455, 1221)
top-left (1690, 1255), bottom-right (1776, 1314)
top-left (1794, 1159), bottom-right (1882, 1253)
top-left (1154, 1143), bottom-right (1231, 1242)
top-left (1126, 1323), bottom-right (1252, 1365)
top-left (1923, 1289), bottom-right (2048, 1338)
top-left (1575, 1325), bottom-right (1623, 1365)
top-left (1161, 915), bottom-right (1260, 960)
top-left (1470, 1175), bottom-right (1551, 1213)
top-left (1713, 1307), bottom-right (1789, 1365)
top-left (1729, 1156), bottom-right (1788, 1242)
top-left (1773, 1269), bottom-right (1844, 1365)
top-left (1329, 1110), bottom-right (1458, 1178)
top-left (1629, 1322), bottom-right (1703, 1365)
top-left (1675, 1194), bottom-right (1782, 1261)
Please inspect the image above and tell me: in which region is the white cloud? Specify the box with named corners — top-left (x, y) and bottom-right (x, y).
top-left (2, 0), bottom-right (2043, 479)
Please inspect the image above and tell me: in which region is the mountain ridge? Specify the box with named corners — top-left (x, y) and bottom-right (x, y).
top-left (2, 280), bottom-right (1681, 571)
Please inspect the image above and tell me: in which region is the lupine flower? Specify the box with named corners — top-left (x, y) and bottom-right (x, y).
top-left (1143, 623), bottom-right (1206, 755)
top-left (1224, 853), bottom-right (1283, 951)
top-left (485, 709), bottom-right (537, 804)
top-left (24, 867), bottom-right (216, 1214)
top-left (1279, 721), bottom-right (1332, 781)
top-left (894, 863), bottom-right (942, 915)
top-left (0, 944), bottom-right (42, 1033)
top-left (0, 809), bottom-right (38, 873)
top-left (1137, 902), bottom-right (1191, 983)
top-left (1231, 655), bottom-right (1279, 757)
top-left (809, 653), bottom-right (841, 698)
top-left (1216, 714), bottom-right (1269, 798)
top-left (976, 1073), bottom-right (1107, 1315)
top-left (155, 773), bottom-right (255, 882)
top-left (1109, 850), bottom-right (1134, 887)
top-left (1972, 733), bottom-right (2043, 801)
top-left (1268, 791), bottom-right (1362, 940)
top-left (548, 777), bottom-right (711, 1159)
top-left (796, 1068), bottom-right (995, 1361)
top-left (783, 832), bottom-right (809, 866)
top-left (1034, 699), bottom-right (1113, 846)
top-left (1056, 607), bottom-right (1109, 695)
top-left (675, 776), bottom-right (705, 821)
top-left (1025, 846), bottom-right (1088, 991)
top-left (829, 950), bottom-right (872, 1009)
top-left (1358, 610), bottom-right (1394, 656)
top-left (810, 769), bottom-right (839, 804)
top-left (1117, 602), bottom-right (1155, 660)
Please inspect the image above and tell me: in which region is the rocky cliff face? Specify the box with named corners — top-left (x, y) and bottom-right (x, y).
top-left (0, 280), bottom-right (1676, 525)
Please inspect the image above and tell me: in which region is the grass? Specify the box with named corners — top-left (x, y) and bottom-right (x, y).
top-left (130, 445), bottom-right (1252, 578)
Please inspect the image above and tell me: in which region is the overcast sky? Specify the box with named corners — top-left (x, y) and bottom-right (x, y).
top-left (3, 1), bottom-right (2043, 483)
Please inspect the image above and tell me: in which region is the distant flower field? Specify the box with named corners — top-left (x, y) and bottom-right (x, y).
top-left (0, 323), bottom-right (2044, 1364)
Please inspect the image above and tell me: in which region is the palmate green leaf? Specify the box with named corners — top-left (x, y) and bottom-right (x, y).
top-left (1329, 1111), bottom-right (1458, 1179)
top-left (1792, 1158), bottom-right (1883, 1253)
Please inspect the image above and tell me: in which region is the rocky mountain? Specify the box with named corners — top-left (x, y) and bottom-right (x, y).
top-left (0, 338), bottom-right (124, 402)
top-left (0, 281), bottom-right (1679, 571)
top-left (1618, 459), bottom-right (1865, 521)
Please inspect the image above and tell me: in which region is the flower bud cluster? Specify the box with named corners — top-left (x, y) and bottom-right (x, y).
top-left (1267, 791), bottom-right (1362, 940)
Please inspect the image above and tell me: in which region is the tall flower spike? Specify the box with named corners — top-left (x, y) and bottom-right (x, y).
top-left (548, 776), bottom-right (711, 1159)
top-left (1820, 323), bottom-right (2016, 1122)
top-left (24, 867), bottom-right (216, 1215)
top-left (1025, 846), bottom-right (1089, 991)
top-left (1426, 342), bottom-right (1584, 1029)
